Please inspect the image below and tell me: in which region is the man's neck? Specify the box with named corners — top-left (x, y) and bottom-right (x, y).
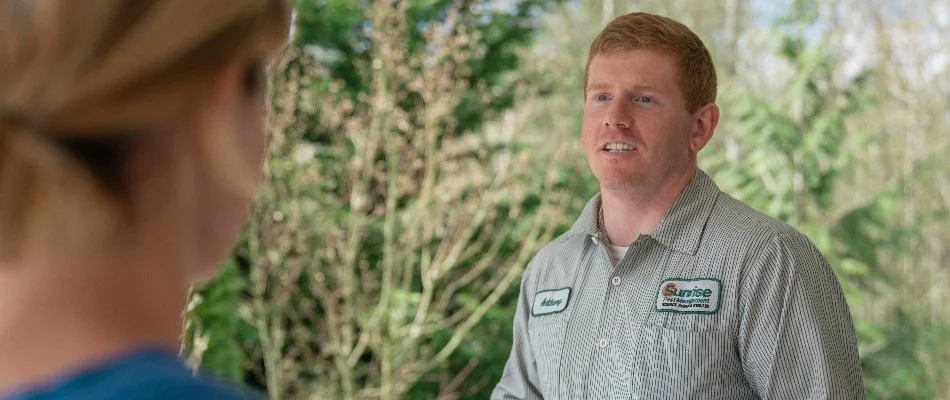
top-left (600, 168), bottom-right (696, 246)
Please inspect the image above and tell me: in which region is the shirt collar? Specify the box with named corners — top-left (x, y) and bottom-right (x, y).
top-left (567, 169), bottom-right (720, 255)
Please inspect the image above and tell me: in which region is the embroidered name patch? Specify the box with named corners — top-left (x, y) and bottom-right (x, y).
top-left (655, 278), bottom-right (721, 314)
top-left (532, 288), bottom-right (571, 316)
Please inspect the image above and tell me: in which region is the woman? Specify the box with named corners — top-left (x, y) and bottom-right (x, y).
top-left (0, 0), bottom-right (290, 398)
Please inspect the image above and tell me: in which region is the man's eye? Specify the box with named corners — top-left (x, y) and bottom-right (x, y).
top-left (636, 96), bottom-right (655, 103)
top-left (594, 94), bottom-right (610, 101)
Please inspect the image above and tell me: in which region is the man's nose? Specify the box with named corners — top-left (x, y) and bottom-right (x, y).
top-left (604, 102), bottom-right (631, 128)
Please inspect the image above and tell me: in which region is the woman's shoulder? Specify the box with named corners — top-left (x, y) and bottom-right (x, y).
top-left (3, 348), bottom-right (263, 400)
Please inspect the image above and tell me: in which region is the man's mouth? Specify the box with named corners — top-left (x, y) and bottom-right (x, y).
top-left (604, 142), bottom-right (634, 152)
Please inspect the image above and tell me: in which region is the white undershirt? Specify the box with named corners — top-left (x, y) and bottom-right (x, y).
top-left (610, 244), bottom-right (629, 265)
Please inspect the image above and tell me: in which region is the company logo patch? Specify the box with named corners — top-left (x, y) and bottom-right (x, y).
top-left (532, 288), bottom-right (571, 316)
top-left (654, 278), bottom-right (721, 314)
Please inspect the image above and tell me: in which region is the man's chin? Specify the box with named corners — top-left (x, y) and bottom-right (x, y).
top-left (598, 180), bottom-right (641, 194)
top-left (595, 170), bottom-right (642, 188)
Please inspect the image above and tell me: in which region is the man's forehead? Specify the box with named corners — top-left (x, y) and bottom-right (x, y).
top-left (586, 51), bottom-right (679, 90)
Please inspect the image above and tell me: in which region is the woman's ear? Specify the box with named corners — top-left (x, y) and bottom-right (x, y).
top-left (189, 58), bottom-right (266, 199)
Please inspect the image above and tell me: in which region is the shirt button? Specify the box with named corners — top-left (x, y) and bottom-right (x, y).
top-left (611, 276), bottom-right (621, 286)
top-left (599, 338), bottom-right (609, 348)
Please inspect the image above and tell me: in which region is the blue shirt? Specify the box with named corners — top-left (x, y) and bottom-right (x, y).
top-left (1, 348), bottom-right (264, 400)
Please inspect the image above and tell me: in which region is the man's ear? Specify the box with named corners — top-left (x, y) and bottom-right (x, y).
top-left (689, 103), bottom-right (719, 153)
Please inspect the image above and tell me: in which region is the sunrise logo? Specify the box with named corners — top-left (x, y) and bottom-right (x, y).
top-left (655, 278), bottom-right (722, 314)
top-left (662, 282), bottom-right (713, 299)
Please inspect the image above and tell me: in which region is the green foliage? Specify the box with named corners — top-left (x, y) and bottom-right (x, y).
top-left (404, 296), bottom-right (518, 399)
top-left (708, 41), bottom-right (887, 287)
top-left (292, 0), bottom-right (563, 139)
top-left (185, 258), bottom-right (257, 384)
top-left (187, 2), bottom-right (568, 399)
top-left (402, 158), bottom-right (595, 400)
top-left (862, 307), bottom-right (950, 399)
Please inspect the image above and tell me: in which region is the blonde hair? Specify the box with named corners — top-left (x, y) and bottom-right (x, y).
top-left (0, 0), bottom-right (291, 263)
top-left (585, 12), bottom-right (717, 113)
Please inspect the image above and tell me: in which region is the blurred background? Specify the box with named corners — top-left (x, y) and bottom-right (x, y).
top-left (183, 0), bottom-right (950, 398)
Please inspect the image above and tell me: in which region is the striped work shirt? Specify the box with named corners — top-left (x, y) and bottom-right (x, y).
top-left (492, 169), bottom-right (864, 399)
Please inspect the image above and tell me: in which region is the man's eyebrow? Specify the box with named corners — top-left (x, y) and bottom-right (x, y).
top-left (586, 82), bottom-right (663, 93)
top-left (587, 82), bottom-right (610, 92)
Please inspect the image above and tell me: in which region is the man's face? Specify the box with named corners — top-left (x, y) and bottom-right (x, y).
top-left (581, 49), bottom-right (706, 194)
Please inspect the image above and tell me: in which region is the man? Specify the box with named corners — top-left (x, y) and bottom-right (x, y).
top-left (491, 12), bottom-right (864, 400)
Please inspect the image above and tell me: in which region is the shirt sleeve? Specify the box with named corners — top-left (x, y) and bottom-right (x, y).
top-left (736, 231), bottom-right (865, 399)
top-left (491, 263), bottom-right (544, 400)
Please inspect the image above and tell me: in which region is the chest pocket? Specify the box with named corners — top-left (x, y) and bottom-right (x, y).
top-left (627, 324), bottom-right (748, 398)
top-left (528, 315), bottom-right (567, 400)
